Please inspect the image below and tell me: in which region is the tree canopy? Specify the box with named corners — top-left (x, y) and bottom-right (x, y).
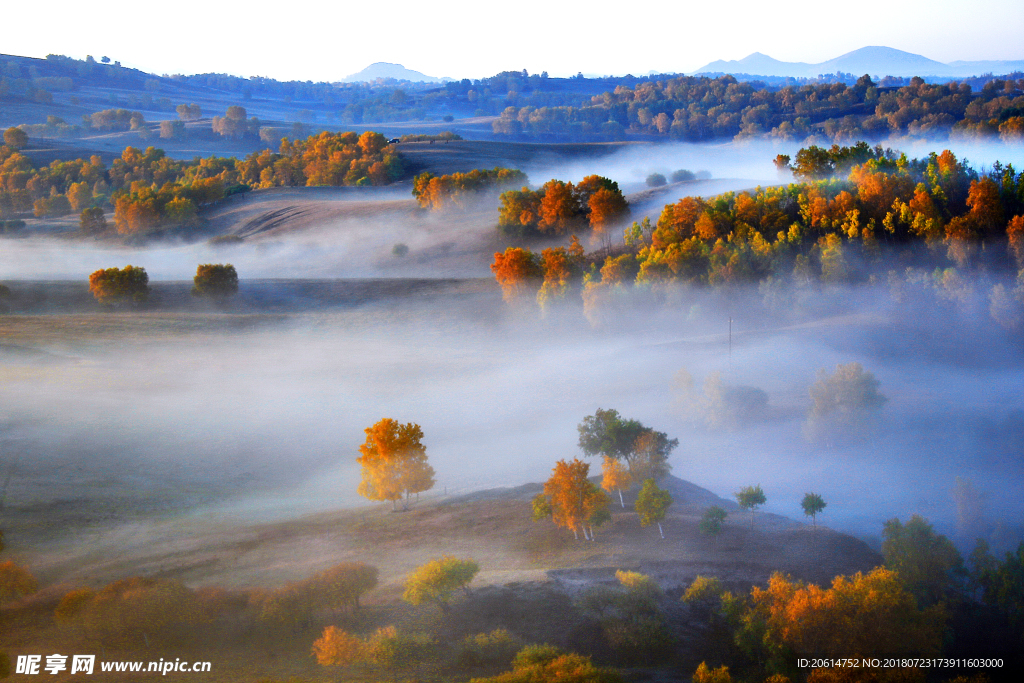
top-left (577, 409), bottom-right (677, 477)
top-left (634, 478), bottom-right (672, 538)
top-left (192, 263), bottom-right (238, 299)
top-left (88, 265), bottom-right (149, 306)
top-left (356, 418), bottom-right (435, 510)
top-left (537, 458), bottom-right (609, 541)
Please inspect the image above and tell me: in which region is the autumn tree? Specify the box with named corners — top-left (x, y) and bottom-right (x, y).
top-left (3, 127), bottom-right (27, 149)
top-left (801, 493), bottom-right (827, 527)
top-left (539, 458), bottom-right (609, 540)
top-left (357, 418), bottom-right (435, 511)
top-left (735, 485), bottom-right (766, 528)
top-left (88, 265), bottom-right (149, 306)
top-left (0, 560), bottom-right (37, 604)
top-left (490, 247), bottom-right (542, 304)
top-left (312, 625), bottom-right (363, 667)
top-left (635, 478), bottom-right (672, 539)
top-left (601, 456), bottom-right (631, 508)
top-left (403, 555), bottom-right (479, 613)
top-left (538, 180), bottom-right (583, 233)
top-left (742, 568), bottom-right (944, 668)
top-left (191, 263), bottom-right (238, 299)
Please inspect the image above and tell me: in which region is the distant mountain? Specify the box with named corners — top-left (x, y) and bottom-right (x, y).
top-left (691, 47), bottom-right (1024, 79)
top-left (693, 52), bottom-right (812, 79)
top-left (341, 62), bottom-right (446, 83)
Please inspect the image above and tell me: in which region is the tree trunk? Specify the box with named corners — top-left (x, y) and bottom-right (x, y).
top-left (588, 525), bottom-right (595, 541)
top-left (618, 489), bottom-right (624, 508)
top-left (657, 521), bottom-right (664, 539)
top-left (572, 528), bottom-right (578, 540)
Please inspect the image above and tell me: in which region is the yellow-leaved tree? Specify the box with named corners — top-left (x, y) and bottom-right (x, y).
top-left (357, 418), bottom-right (435, 511)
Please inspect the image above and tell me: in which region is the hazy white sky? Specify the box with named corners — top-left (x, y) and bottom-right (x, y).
top-left (6, 0), bottom-right (1023, 82)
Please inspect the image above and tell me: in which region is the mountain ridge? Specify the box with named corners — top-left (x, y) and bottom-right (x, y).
top-left (691, 46), bottom-right (1024, 79)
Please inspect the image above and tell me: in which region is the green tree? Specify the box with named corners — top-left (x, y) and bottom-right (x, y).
top-left (577, 409), bottom-right (677, 477)
top-left (801, 492), bottom-right (826, 527)
top-left (735, 485), bottom-right (766, 528)
top-left (635, 478), bottom-right (672, 539)
top-left (470, 644), bottom-right (623, 683)
top-left (79, 207), bottom-right (107, 234)
top-left (88, 265), bottom-right (149, 306)
top-left (699, 506), bottom-right (727, 537)
top-left (882, 514), bottom-right (964, 606)
top-left (403, 556), bottom-right (479, 613)
top-left (192, 263), bottom-right (239, 299)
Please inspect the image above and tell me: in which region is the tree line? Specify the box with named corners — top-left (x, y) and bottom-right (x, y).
top-left (489, 74), bottom-right (1024, 143)
top-left (0, 130), bottom-right (403, 235)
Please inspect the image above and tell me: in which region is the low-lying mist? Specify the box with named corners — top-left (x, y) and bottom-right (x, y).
top-left (2, 276), bottom-right (1022, 564)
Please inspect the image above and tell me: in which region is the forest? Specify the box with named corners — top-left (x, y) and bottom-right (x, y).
top-left (489, 144), bottom-right (1024, 333)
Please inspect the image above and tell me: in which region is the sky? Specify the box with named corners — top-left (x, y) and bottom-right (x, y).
top-left (4, 0), bottom-right (1024, 82)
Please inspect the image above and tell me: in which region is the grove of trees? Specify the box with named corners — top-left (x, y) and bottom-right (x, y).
top-left (497, 175), bottom-right (628, 240)
top-left (88, 265), bottom-right (149, 306)
top-left (412, 167), bottom-right (526, 210)
top-left (1, 131), bottom-right (403, 233)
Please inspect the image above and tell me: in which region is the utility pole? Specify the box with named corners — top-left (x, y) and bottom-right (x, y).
top-left (728, 315), bottom-right (732, 373)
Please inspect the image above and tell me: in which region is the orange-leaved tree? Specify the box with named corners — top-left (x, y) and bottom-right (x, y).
top-left (537, 458), bottom-right (609, 541)
top-left (357, 418), bottom-right (435, 511)
top-left (742, 568), bottom-right (944, 667)
top-left (490, 247), bottom-right (542, 304)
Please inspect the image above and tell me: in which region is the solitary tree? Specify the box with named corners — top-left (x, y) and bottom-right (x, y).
top-left (88, 265), bottom-right (149, 306)
top-left (357, 419), bottom-right (435, 511)
top-left (635, 478), bottom-right (672, 539)
top-left (403, 556), bottom-right (479, 613)
top-left (699, 506), bottom-right (727, 537)
top-left (3, 127), bottom-right (28, 149)
top-left (735, 485), bottom-right (766, 528)
top-left (192, 263), bottom-right (239, 299)
top-left (801, 492), bottom-right (827, 527)
top-left (806, 362), bottom-right (887, 444)
top-left (539, 458), bottom-right (609, 540)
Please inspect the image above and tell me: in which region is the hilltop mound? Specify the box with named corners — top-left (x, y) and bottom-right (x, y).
top-left (25, 474), bottom-right (880, 598)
